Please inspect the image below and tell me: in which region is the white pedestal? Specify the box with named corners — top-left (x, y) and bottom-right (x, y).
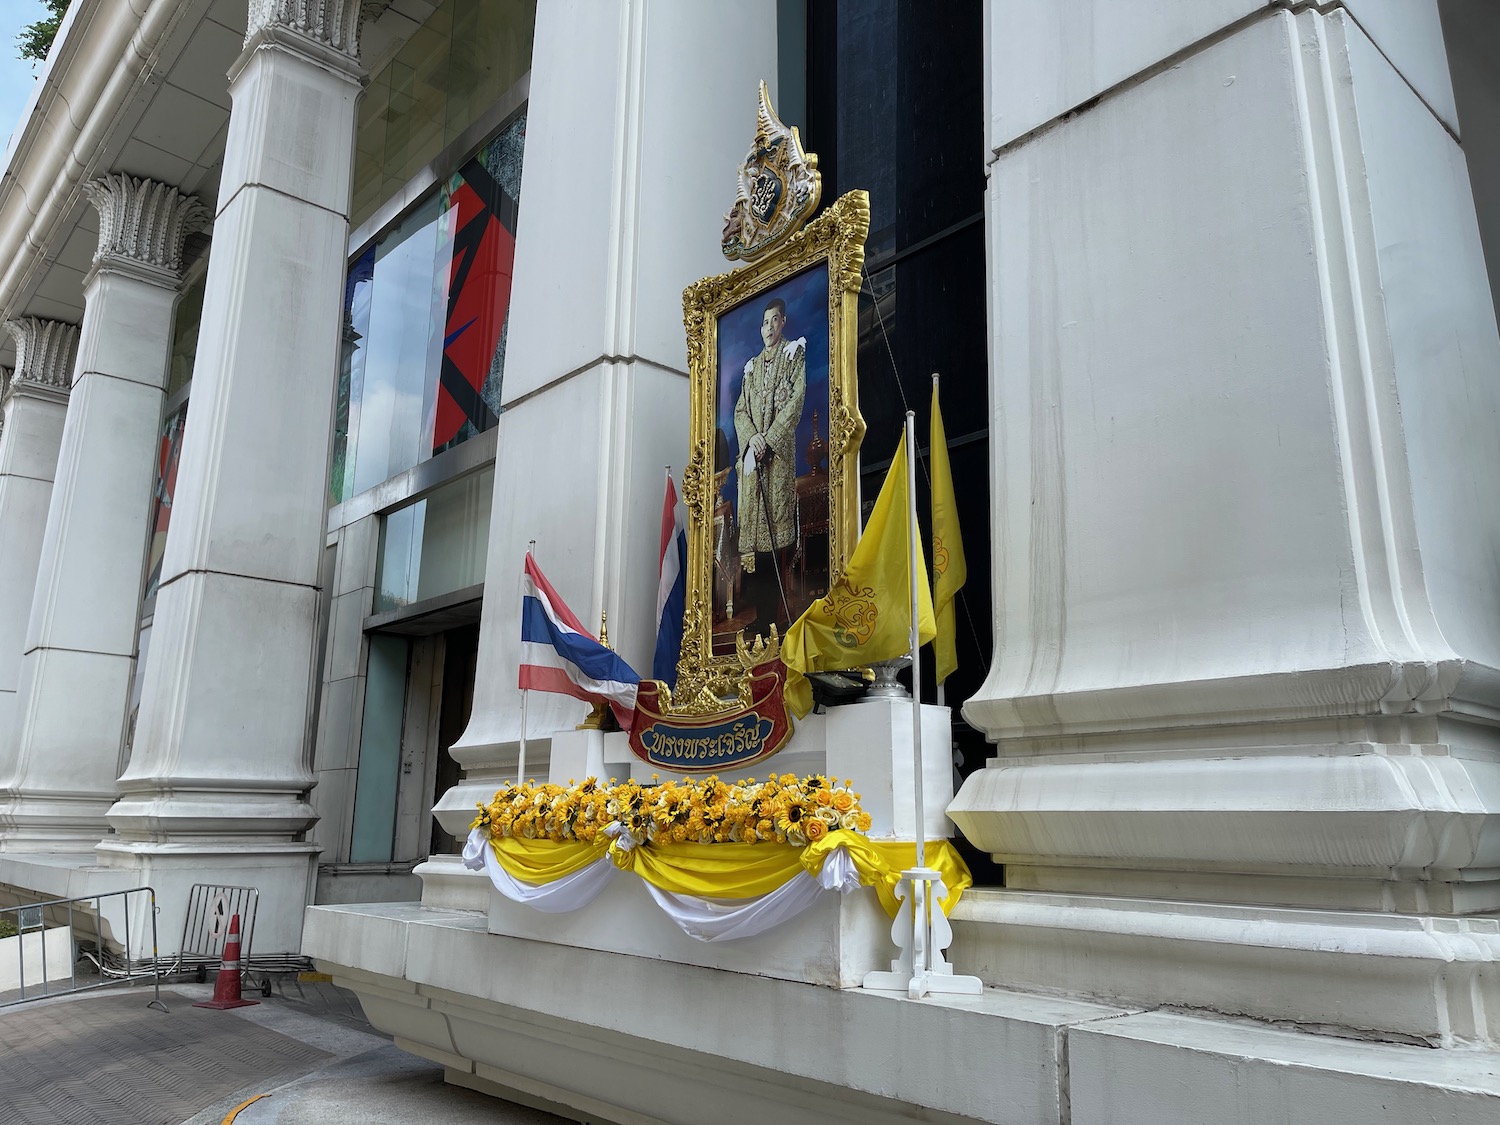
top-left (626, 699), bottom-right (955, 840)
top-left (488, 867), bottom-right (890, 988)
top-left (476, 700), bottom-right (957, 984)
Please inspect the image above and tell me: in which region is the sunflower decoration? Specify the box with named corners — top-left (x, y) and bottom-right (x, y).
top-left (480, 774), bottom-right (868, 849)
top-left (775, 802), bottom-right (809, 846)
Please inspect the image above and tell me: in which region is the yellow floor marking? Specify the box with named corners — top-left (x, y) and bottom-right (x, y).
top-left (221, 1092), bottom-right (268, 1123)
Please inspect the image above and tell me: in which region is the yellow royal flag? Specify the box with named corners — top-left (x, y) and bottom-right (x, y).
top-left (930, 383), bottom-right (967, 685)
top-left (782, 431), bottom-right (936, 717)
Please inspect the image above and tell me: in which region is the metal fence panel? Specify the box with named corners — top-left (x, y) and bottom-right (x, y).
top-left (0, 887), bottom-right (167, 1012)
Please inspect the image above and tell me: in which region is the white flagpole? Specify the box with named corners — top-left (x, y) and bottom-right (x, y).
top-left (518, 539), bottom-right (535, 786)
top-left (905, 411), bottom-right (926, 876)
top-left (933, 374), bottom-right (944, 719)
top-left (863, 413), bottom-right (983, 998)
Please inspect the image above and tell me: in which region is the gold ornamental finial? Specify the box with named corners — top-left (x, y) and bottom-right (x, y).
top-left (721, 80), bottom-right (822, 262)
top-left (577, 610), bottom-right (613, 731)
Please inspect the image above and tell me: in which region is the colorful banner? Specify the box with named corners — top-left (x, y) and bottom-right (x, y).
top-left (629, 660), bottom-right (792, 771)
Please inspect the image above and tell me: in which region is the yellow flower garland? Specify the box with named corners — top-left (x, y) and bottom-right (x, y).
top-left (472, 774), bottom-right (874, 849)
top-left (472, 775), bottom-right (972, 920)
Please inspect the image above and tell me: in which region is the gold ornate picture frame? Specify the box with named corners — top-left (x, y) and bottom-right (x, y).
top-left (676, 191), bottom-right (870, 701)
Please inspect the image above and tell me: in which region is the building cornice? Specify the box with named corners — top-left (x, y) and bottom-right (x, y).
top-left (0, 0), bottom-right (201, 327)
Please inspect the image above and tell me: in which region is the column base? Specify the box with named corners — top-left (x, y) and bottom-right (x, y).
top-left (94, 838), bottom-right (318, 956)
top-left (105, 787), bottom-right (318, 841)
top-left (0, 791), bottom-right (115, 851)
top-left (412, 853), bottom-right (488, 912)
top-left (949, 889), bottom-right (1500, 1047)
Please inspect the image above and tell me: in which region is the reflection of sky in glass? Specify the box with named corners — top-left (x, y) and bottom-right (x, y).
top-left (334, 117), bottom-right (527, 503)
top-left (347, 196), bottom-right (449, 496)
top-left (714, 263), bottom-right (831, 519)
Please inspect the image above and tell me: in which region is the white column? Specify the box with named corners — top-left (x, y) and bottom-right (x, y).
top-left (951, 1), bottom-right (1500, 1046)
top-left (0, 321), bottom-right (78, 772)
top-left (420, 0), bottom-right (779, 908)
top-left (0, 176), bottom-right (206, 851)
top-left (99, 1), bottom-right (365, 954)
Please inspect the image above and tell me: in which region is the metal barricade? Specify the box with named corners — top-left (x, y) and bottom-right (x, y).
top-left (175, 883), bottom-right (259, 983)
top-left (0, 886), bottom-right (168, 1012)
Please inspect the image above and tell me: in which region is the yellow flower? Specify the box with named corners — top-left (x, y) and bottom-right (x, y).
top-left (832, 790), bottom-right (854, 812)
top-left (775, 803), bottom-right (806, 837)
top-left (804, 817), bottom-right (827, 842)
top-left (855, 811), bottom-right (872, 832)
top-left (814, 789), bottom-right (833, 807)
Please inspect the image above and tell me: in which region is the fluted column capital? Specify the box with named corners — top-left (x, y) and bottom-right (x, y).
top-left (242, 0), bottom-right (375, 75)
top-left (3, 318), bottom-right (79, 400)
top-left (81, 174), bottom-right (208, 288)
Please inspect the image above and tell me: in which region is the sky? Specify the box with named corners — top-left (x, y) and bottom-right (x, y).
top-left (0, 0), bottom-right (50, 151)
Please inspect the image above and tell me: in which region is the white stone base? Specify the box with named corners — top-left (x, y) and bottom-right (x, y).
top-left (306, 901), bottom-right (1500, 1124)
top-left (1068, 1011), bottom-right (1500, 1125)
top-left (950, 889), bottom-right (1500, 1048)
top-left (488, 860), bottom-right (891, 987)
top-left (0, 850), bottom-right (134, 904)
top-left (305, 901), bottom-right (1121, 1125)
top-left (92, 840), bottom-right (317, 955)
top-left (0, 925), bottom-right (73, 993)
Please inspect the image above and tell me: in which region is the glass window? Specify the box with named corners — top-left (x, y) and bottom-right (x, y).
top-left (350, 633), bottom-right (409, 863)
top-left (167, 275), bottom-right (204, 397)
top-left (373, 467), bottom-right (494, 612)
top-left (351, 0), bottom-right (536, 228)
top-left (143, 403), bottom-right (188, 603)
top-left (333, 117), bottom-right (525, 504)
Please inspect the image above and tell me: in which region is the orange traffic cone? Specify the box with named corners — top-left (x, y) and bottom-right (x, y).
top-left (193, 913), bottom-right (259, 1010)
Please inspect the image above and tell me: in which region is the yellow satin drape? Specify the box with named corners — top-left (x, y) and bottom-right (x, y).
top-left (487, 830), bottom-right (971, 919)
top-left (491, 834), bottom-right (608, 882)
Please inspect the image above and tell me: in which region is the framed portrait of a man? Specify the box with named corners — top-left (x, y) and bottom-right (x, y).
top-left (676, 191), bottom-right (869, 701)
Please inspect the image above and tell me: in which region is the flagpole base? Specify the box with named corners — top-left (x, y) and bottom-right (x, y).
top-left (862, 865), bottom-right (980, 997)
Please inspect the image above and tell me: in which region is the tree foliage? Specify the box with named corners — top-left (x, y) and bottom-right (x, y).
top-left (18, 0), bottom-right (71, 64)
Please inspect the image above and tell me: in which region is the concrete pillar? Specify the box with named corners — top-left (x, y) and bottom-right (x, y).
top-left (99, 0), bottom-right (365, 954)
top-left (0, 175), bottom-right (206, 851)
top-left (419, 0), bottom-right (779, 909)
top-left (0, 321), bottom-right (78, 771)
top-left (950, 1), bottom-right (1500, 1046)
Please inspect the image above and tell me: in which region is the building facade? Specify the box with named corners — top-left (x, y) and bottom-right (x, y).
top-left (1, 1), bottom-right (1500, 1122)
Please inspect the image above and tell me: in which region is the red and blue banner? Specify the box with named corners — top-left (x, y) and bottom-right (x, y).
top-left (435, 152), bottom-right (518, 450)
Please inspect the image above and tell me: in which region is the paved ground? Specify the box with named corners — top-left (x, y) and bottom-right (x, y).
top-left (0, 976), bottom-right (576, 1125)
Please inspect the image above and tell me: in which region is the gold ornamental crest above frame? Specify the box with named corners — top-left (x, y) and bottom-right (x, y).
top-left (721, 81), bottom-right (822, 263)
top-left (676, 190), bottom-right (870, 703)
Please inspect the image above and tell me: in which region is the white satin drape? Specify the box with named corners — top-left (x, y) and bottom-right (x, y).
top-left (463, 827), bottom-right (863, 941)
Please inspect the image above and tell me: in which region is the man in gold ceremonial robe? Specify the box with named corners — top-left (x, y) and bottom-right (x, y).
top-left (734, 296), bottom-right (806, 633)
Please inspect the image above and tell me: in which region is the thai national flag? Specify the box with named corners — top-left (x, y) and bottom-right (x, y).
top-left (653, 469), bottom-right (688, 688)
top-left (518, 554), bottom-right (640, 726)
